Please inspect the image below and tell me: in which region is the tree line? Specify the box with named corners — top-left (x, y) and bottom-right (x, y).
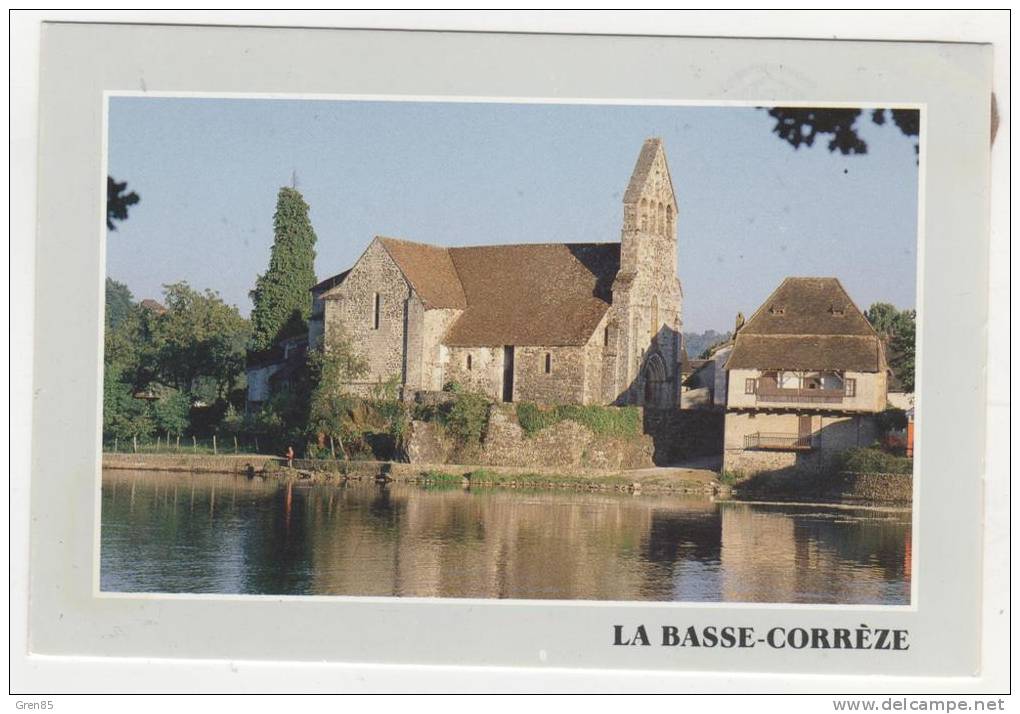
top-left (103, 185), bottom-right (371, 457)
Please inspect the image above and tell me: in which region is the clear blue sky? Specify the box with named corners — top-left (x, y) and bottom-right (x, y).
top-left (107, 97), bottom-right (919, 333)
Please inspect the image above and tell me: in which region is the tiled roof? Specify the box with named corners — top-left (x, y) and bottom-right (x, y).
top-left (312, 270), bottom-right (350, 295)
top-left (726, 334), bottom-right (882, 371)
top-left (738, 277), bottom-right (876, 337)
top-left (443, 242), bottom-right (619, 347)
top-left (321, 237), bottom-right (619, 346)
top-left (726, 278), bottom-right (884, 372)
top-left (379, 237), bottom-right (467, 309)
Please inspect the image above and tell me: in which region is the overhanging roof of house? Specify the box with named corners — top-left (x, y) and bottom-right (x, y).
top-left (726, 277), bottom-right (884, 372)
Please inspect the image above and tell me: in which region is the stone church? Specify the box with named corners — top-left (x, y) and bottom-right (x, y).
top-left (316, 138), bottom-right (683, 407)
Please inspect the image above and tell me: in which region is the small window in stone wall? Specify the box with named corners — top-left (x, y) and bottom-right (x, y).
top-left (466, 354), bottom-right (472, 371)
top-left (845, 378), bottom-right (857, 397)
top-left (604, 326), bottom-right (610, 347)
top-left (372, 293), bottom-right (381, 330)
top-left (745, 378), bottom-right (757, 394)
top-left (544, 353), bottom-right (551, 374)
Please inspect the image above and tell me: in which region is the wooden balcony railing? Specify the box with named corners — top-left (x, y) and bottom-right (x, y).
top-left (755, 387), bottom-right (844, 404)
top-left (743, 432), bottom-right (814, 451)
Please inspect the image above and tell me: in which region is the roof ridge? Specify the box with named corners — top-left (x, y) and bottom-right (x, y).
top-left (450, 240), bottom-right (619, 250)
top-left (740, 333), bottom-right (875, 339)
top-left (377, 235), bottom-right (445, 249)
top-left (376, 236), bottom-right (466, 309)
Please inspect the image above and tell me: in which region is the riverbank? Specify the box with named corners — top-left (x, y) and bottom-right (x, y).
top-left (101, 452), bottom-right (724, 495)
top-left (101, 452), bottom-right (912, 503)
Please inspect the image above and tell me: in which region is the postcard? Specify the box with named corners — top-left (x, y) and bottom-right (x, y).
top-left (18, 18), bottom-right (997, 691)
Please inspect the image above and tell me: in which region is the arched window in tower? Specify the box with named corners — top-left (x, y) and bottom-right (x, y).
top-left (657, 202), bottom-right (664, 233)
top-left (666, 204), bottom-right (674, 235)
top-left (650, 296), bottom-right (659, 341)
top-left (640, 198), bottom-right (648, 231)
top-left (372, 292), bottom-right (381, 330)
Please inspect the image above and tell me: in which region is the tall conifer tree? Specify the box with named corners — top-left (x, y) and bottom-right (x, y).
top-left (249, 187), bottom-right (318, 351)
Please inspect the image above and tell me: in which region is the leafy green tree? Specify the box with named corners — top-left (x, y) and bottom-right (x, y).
top-left (149, 282), bottom-right (250, 398)
top-left (249, 187), bottom-right (318, 351)
top-left (866, 302), bottom-right (916, 392)
top-left (105, 278), bottom-right (135, 329)
top-left (308, 328), bottom-right (369, 459)
top-left (152, 387), bottom-right (191, 436)
top-left (107, 176), bottom-right (140, 230)
top-left (102, 374), bottom-right (153, 442)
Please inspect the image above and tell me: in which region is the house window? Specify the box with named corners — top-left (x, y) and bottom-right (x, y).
top-left (745, 378), bottom-right (757, 395)
top-left (372, 293), bottom-right (381, 330)
top-left (845, 378), bottom-right (857, 397)
top-left (466, 354), bottom-right (473, 371)
top-left (544, 353), bottom-right (552, 374)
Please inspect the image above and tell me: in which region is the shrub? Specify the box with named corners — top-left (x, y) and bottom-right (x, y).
top-left (443, 391), bottom-right (490, 444)
top-left (718, 470), bottom-right (743, 485)
top-left (834, 447), bottom-right (913, 475)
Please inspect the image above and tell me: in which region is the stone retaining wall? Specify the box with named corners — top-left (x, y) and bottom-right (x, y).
top-left (732, 469), bottom-right (912, 505)
top-left (405, 403), bottom-right (655, 471)
top-left (642, 408), bottom-right (724, 464)
top-left (837, 471), bottom-right (913, 503)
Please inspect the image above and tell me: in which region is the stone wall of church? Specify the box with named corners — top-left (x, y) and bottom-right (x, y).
top-left (441, 345), bottom-right (592, 405)
top-left (514, 346), bottom-right (587, 404)
top-left (609, 286), bottom-right (682, 408)
top-left (444, 346), bottom-right (504, 400)
top-left (583, 316), bottom-right (607, 406)
top-left (323, 239), bottom-right (415, 393)
top-left (421, 309), bottom-right (462, 391)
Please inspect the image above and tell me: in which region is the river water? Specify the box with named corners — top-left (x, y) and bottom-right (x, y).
top-left (100, 470), bottom-right (912, 604)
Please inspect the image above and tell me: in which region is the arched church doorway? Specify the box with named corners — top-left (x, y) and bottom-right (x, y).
top-left (642, 352), bottom-right (668, 407)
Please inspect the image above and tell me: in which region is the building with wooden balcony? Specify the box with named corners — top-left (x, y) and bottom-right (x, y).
top-left (721, 277), bottom-right (888, 476)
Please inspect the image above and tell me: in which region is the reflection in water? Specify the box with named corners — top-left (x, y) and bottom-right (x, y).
top-left (100, 470), bottom-right (912, 604)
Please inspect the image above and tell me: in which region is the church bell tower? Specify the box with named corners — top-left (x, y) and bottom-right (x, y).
top-left (608, 137), bottom-right (683, 407)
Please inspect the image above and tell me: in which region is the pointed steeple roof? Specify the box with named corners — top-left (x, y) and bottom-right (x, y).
top-left (622, 137), bottom-right (677, 207)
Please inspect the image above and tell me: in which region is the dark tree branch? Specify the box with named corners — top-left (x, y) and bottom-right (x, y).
top-left (107, 176), bottom-right (140, 230)
top-left (765, 107), bottom-right (920, 157)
